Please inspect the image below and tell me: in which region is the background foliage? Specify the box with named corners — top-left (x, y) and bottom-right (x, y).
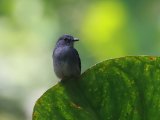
top-left (0, 0), bottom-right (160, 120)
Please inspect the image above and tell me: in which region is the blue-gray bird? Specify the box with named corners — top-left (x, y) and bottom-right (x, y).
top-left (53, 34), bottom-right (81, 79)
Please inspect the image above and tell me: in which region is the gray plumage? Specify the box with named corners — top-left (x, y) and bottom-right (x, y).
top-left (52, 34), bottom-right (81, 79)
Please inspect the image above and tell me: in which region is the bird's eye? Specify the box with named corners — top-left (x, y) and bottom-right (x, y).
top-left (64, 38), bottom-right (68, 41)
top-left (64, 38), bottom-right (70, 42)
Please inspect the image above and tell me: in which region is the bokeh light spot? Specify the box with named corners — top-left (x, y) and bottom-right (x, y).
top-left (82, 1), bottom-right (128, 59)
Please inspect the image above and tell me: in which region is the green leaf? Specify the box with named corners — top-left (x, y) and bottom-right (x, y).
top-left (33, 56), bottom-right (160, 120)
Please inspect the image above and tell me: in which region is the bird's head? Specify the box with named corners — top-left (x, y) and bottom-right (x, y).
top-left (56, 34), bottom-right (79, 47)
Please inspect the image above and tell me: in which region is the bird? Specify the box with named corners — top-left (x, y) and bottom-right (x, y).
top-left (52, 34), bottom-right (81, 80)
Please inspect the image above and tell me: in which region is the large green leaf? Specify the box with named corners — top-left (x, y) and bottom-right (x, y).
top-left (33, 56), bottom-right (160, 120)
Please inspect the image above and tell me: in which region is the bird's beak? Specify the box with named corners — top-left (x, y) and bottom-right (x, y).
top-left (73, 38), bottom-right (79, 42)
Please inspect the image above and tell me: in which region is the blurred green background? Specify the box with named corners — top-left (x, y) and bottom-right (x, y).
top-left (0, 0), bottom-right (160, 119)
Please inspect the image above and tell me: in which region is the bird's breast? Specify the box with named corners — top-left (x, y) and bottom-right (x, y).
top-left (53, 46), bottom-right (80, 78)
top-left (53, 46), bottom-right (71, 60)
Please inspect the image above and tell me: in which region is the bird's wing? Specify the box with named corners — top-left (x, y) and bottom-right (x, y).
top-left (72, 48), bottom-right (81, 71)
